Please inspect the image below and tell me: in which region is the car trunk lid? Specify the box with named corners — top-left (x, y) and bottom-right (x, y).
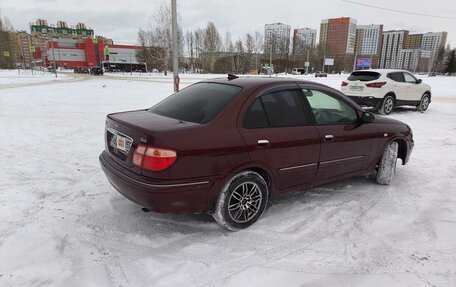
top-left (105, 109), bottom-right (200, 175)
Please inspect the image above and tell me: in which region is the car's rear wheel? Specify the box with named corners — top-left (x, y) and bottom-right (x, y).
top-left (213, 171), bottom-right (268, 231)
top-left (379, 95), bottom-right (395, 115)
top-left (417, 93), bottom-right (430, 112)
top-left (376, 141), bottom-right (398, 185)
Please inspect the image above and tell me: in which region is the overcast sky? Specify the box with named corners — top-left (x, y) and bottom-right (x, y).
top-left (1, 0), bottom-right (455, 47)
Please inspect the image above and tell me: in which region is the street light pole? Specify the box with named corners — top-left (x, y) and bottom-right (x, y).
top-left (269, 43), bottom-right (272, 77)
top-left (171, 0), bottom-right (179, 92)
top-left (49, 35), bottom-right (57, 78)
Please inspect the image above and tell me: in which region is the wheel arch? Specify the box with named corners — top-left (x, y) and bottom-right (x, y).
top-left (384, 92), bottom-right (396, 101)
top-left (423, 90), bottom-right (432, 102)
top-left (395, 138), bottom-right (408, 165)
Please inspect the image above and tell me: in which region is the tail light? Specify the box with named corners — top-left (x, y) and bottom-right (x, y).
top-left (341, 81), bottom-right (348, 87)
top-left (365, 82), bottom-right (386, 88)
top-left (132, 144), bottom-right (177, 171)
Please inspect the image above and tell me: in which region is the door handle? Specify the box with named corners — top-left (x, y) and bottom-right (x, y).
top-left (324, 135), bottom-right (334, 141)
top-left (257, 140), bottom-right (270, 147)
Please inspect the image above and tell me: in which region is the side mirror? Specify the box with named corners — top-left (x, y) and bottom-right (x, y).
top-left (362, 112), bottom-right (375, 123)
top-left (303, 89), bottom-right (313, 97)
top-left (416, 79), bottom-right (422, 84)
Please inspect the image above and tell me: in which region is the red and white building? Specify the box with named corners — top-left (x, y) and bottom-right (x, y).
top-left (41, 38), bottom-right (144, 71)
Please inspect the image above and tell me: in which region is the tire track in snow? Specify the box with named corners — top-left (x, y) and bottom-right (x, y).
top-left (0, 74), bottom-right (90, 90)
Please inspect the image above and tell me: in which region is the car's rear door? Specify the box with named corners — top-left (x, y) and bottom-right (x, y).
top-left (238, 84), bottom-right (320, 192)
top-left (298, 84), bottom-right (378, 183)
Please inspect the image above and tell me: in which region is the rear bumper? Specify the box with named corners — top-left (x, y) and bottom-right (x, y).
top-left (99, 151), bottom-right (217, 213)
top-left (347, 95), bottom-right (383, 108)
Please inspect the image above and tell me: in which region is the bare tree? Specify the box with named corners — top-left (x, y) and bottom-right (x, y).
top-left (252, 31), bottom-right (263, 73)
top-left (193, 28), bottom-right (204, 73)
top-left (0, 12), bottom-right (14, 32)
top-left (224, 31), bottom-right (234, 72)
top-left (202, 22), bottom-right (222, 73)
top-left (185, 30), bottom-right (194, 72)
top-left (234, 39), bottom-right (245, 73)
top-left (137, 28), bottom-right (164, 71)
top-left (139, 1), bottom-right (183, 74)
top-left (244, 33), bottom-right (254, 72)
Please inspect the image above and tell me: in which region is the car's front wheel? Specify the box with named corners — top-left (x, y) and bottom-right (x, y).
top-left (417, 93), bottom-right (430, 112)
top-left (213, 171), bottom-right (269, 231)
top-left (379, 95), bottom-right (395, 115)
top-left (376, 141), bottom-right (398, 185)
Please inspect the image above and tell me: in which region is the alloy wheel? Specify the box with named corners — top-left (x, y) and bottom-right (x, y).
top-left (384, 97), bottom-right (394, 114)
top-left (228, 182), bottom-right (263, 223)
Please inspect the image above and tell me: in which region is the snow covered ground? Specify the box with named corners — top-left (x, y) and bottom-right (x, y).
top-left (0, 71), bottom-right (455, 287)
top-left (0, 69), bottom-right (71, 87)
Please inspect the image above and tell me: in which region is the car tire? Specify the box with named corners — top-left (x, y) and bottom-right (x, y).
top-left (417, 93), bottom-right (430, 112)
top-left (213, 171), bottom-right (269, 231)
top-left (379, 95), bottom-right (395, 115)
top-left (376, 141), bottom-right (398, 185)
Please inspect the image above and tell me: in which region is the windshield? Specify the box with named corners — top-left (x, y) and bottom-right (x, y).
top-left (148, 82), bottom-right (242, 124)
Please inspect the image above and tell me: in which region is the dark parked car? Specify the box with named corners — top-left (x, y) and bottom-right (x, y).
top-left (90, 67), bottom-right (103, 76)
top-left (74, 67), bottom-right (89, 74)
top-left (100, 76), bottom-right (414, 231)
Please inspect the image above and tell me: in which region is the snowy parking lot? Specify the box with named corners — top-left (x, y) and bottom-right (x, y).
top-left (0, 70), bottom-right (455, 286)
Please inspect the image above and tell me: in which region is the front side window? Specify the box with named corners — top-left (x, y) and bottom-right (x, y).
top-left (149, 83), bottom-right (242, 124)
top-left (304, 89), bottom-right (357, 125)
top-left (243, 89), bottom-right (308, 128)
top-left (403, 72), bottom-right (417, 83)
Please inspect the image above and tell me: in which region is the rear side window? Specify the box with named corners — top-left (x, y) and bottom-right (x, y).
top-left (243, 89), bottom-right (308, 128)
top-left (348, 71), bottom-right (380, 81)
top-left (387, 72), bottom-right (405, 82)
top-left (243, 98), bottom-right (268, 129)
top-left (149, 83), bottom-right (242, 124)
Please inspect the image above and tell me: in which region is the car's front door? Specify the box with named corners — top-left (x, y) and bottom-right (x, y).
top-left (299, 84), bottom-right (378, 183)
top-left (403, 72), bottom-right (421, 101)
top-left (387, 72), bottom-right (407, 100)
top-left (238, 85), bottom-right (321, 192)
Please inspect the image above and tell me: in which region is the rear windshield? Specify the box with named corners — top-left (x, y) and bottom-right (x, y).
top-left (348, 71), bottom-right (381, 82)
top-left (148, 82), bottom-right (242, 124)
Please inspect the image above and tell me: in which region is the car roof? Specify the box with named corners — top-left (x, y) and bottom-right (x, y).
top-left (352, 69), bottom-right (407, 74)
top-left (201, 76), bottom-right (327, 90)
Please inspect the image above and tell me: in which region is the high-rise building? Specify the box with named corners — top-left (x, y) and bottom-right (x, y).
top-left (319, 19), bottom-right (329, 48)
top-left (421, 32), bottom-right (447, 63)
top-left (355, 24), bottom-right (383, 69)
top-left (9, 31), bottom-right (34, 67)
top-left (399, 49), bottom-right (430, 72)
top-left (405, 34), bottom-right (423, 49)
top-left (355, 25), bottom-right (383, 55)
top-left (30, 19), bottom-right (94, 40)
top-left (264, 23), bottom-right (291, 55)
top-left (293, 28), bottom-right (317, 48)
top-left (379, 30), bottom-right (409, 69)
top-left (319, 17), bottom-right (357, 71)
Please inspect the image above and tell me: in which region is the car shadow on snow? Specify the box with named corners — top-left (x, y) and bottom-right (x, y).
top-left (108, 196), bottom-right (218, 234)
top-left (106, 175), bottom-right (382, 234)
top-left (364, 106), bottom-right (422, 115)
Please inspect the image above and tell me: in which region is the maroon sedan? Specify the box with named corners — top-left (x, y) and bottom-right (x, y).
top-left (99, 76), bottom-right (414, 231)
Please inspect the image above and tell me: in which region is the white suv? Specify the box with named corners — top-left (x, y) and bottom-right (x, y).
top-left (341, 69), bottom-right (431, 115)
